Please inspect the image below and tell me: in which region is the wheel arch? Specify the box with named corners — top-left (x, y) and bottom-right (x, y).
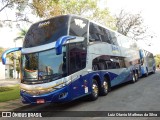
top-left (92, 74), bottom-right (101, 92)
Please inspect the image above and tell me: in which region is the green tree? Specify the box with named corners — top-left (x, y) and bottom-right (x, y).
top-left (14, 28), bottom-right (27, 42)
top-left (0, 47), bottom-right (14, 64)
top-left (0, 0), bottom-right (27, 12)
top-left (14, 28), bottom-right (27, 78)
top-left (0, 47), bottom-right (5, 62)
top-left (155, 54), bottom-right (160, 67)
top-left (0, 0), bottom-right (116, 29)
top-left (31, 0), bottom-right (116, 29)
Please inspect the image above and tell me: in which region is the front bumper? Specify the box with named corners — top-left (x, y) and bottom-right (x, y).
top-left (20, 85), bottom-right (72, 104)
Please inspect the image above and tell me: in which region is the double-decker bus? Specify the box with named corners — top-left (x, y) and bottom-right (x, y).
top-left (2, 15), bottom-right (146, 104)
top-left (139, 49), bottom-right (156, 76)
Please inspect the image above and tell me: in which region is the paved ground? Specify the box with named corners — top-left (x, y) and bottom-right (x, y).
top-left (0, 70), bottom-right (160, 119)
top-left (0, 79), bottom-right (20, 87)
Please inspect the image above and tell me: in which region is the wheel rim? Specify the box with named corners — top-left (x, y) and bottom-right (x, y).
top-left (92, 84), bottom-right (98, 97)
top-left (103, 81), bottom-right (108, 92)
top-left (133, 74), bottom-right (135, 82)
top-left (135, 73), bottom-right (138, 80)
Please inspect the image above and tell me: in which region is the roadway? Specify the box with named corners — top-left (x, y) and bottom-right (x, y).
top-left (1, 70), bottom-right (160, 119)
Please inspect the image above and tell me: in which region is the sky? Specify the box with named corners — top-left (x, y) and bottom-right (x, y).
top-left (0, 0), bottom-right (160, 55)
top-left (106, 0), bottom-right (160, 55)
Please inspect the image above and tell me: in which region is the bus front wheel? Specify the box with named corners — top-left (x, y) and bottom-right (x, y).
top-left (89, 79), bottom-right (99, 101)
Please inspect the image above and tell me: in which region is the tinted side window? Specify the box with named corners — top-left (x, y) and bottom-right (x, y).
top-left (103, 29), bottom-right (112, 44)
top-left (68, 42), bottom-right (87, 74)
top-left (110, 31), bottom-right (118, 45)
top-left (119, 58), bottom-right (126, 68)
top-left (92, 56), bottom-right (126, 70)
top-left (89, 22), bottom-right (118, 45)
top-left (92, 55), bottom-right (109, 70)
top-left (69, 17), bottom-right (88, 38)
top-left (89, 23), bottom-right (103, 42)
top-left (106, 61), bottom-right (112, 69)
top-left (98, 62), bottom-right (107, 70)
top-left (115, 62), bottom-right (120, 68)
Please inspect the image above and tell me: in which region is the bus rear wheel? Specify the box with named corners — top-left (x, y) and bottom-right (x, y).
top-left (144, 70), bottom-right (148, 77)
top-left (131, 73), bottom-right (136, 83)
top-left (89, 79), bottom-right (99, 101)
top-left (100, 77), bottom-right (109, 96)
top-left (152, 67), bottom-right (156, 74)
top-left (135, 72), bottom-right (139, 81)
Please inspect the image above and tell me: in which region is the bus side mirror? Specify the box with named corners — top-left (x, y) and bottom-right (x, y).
top-left (1, 47), bottom-right (22, 65)
top-left (55, 36), bottom-right (76, 55)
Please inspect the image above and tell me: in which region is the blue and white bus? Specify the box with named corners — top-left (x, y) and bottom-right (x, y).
top-left (2, 15), bottom-right (146, 104)
top-left (139, 49), bottom-right (156, 76)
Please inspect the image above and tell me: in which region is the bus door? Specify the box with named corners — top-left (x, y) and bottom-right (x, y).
top-left (69, 49), bottom-right (87, 98)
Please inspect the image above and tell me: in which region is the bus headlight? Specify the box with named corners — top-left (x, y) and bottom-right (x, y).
top-left (21, 87), bottom-right (56, 96)
top-left (20, 79), bottom-right (72, 96)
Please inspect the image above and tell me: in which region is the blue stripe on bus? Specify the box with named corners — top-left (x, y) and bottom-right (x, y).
top-left (20, 69), bottom-right (132, 104)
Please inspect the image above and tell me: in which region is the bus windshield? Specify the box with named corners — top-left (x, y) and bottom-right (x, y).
top-left (21, 46), bottom-right (67, 83)
top-left (23, 16), bottom-right (69, 48)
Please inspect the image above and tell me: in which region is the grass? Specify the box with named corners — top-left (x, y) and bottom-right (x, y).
top-left (0, 85), bottom-right (20, 102)
top-left (0, 86), bottom-right (13, 92)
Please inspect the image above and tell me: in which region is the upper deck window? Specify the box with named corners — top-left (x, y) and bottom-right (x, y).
top-left (69, 17), bottom-right (88, 38)
top-left (89, 22), bottom-right (119, 45)
top-left (89, 23), bottom-right (103, 42)
top-left (23, 16), bottom-right (69, 48)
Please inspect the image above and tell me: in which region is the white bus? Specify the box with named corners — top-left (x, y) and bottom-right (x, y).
top-left (2, 15), bottom-right (146, 104)
top-left (139, 49), bottom-right (156, 76)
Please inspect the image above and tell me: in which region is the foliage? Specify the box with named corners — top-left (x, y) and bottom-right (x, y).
top-left (0, 0), bottom-right (148, 39)
top-left (13, 28), bottom-right (27, 78)
top-left (0, 47), bottom-right (4, 61)
top-left (0, 49), bottom-right (14, 64)
top-left (0, 0), bottom-right (28, 12)
top-left (155, 54), bottom-right (160, 67)
top-left (0, 0), bottom-right (32, 27)
top-left (31, 0), bottom-right (116, 29)
top-left (115, 10), bottom-right (149, 40)
top-left (0, 47), bottom-right (8, 62)
top-left (0, 47), bottom-right (20, 78)
top-left (14, 28), bottom-right (27, 42)
top-left (0, 86), bottom-right (13, 92)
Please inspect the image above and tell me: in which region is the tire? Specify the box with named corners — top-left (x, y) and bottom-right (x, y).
top-left (89, 79), bottom-right (99, 101)
top-left (135, 72), bottom-right (139, 81)
top-left (131, 73), bottom-right (136, 83)
top-left (152, 67), bottom-right (156, 74)
top-left (144, 69), bottom-right (148, 77)
top-left (100, 77), bottom-right (109, 96)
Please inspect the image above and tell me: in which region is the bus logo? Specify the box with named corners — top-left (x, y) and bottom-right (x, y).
top-left (74, 19), bottom-right (86, 29)
top-left (112, 45), bottom-right (120, 54)
top-left (38, 21), bottom-right (50, 28)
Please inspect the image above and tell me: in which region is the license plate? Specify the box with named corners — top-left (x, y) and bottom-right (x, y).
top-left (36, 99), bottom-right (45, 104)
